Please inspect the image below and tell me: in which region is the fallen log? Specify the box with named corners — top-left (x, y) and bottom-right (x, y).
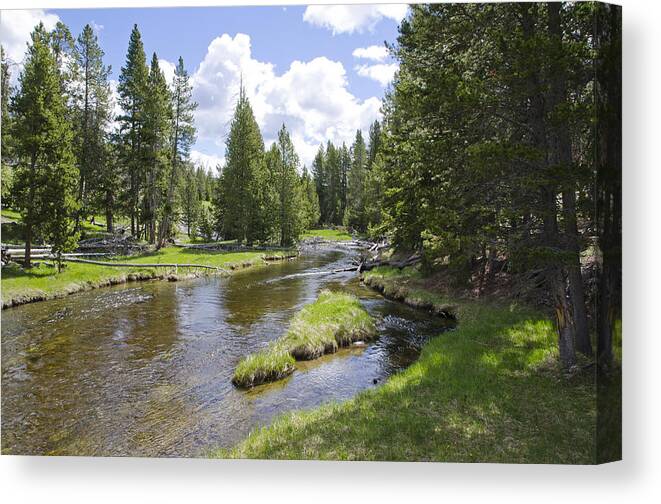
top-left (60, 257), bottom-right (229, 274)
top-left (359, 254), bottom-right (422, 272)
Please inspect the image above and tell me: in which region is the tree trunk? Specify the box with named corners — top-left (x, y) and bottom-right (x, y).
top-left (24, 223), bottom-right (32, 269)
top-left (551, 267), bottom-right (577, 370)
top-left (105, 190), bottom-right (114, 233)
top-left (547, 2), bottom-right (592, 357)
top-left (521, 4), bottom-right (577, 368)
top-left (564, 190), bottom-right (591, 355)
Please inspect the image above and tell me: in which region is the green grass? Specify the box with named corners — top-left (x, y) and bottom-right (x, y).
top-left (232, 290), bottom-right (376, 388)
top-left (1, 208), bottom-right (22, 222)
top-left (1, 247), bottom-right (292, 308)
top-left (218, 267), bottom-right (597, 463)
top-left (301, 228), bottom-right (353, 241)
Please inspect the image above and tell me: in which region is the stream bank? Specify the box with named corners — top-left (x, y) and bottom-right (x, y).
top-left (220, 266), bottom-right (598, 463)
top-left (1, 247), bottom-right (450, 456)
top-left (1, 248), bottom-right (297, 309)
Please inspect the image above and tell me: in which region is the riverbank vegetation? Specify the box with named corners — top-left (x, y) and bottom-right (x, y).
top-left (232, 290), bottom-right (376, 388)
top-left (300, 228), bottom-right (353, 242)
top-left (221, 267), bottom-right (598, 463)
top-left (1, 247), bottom-right (292, 308)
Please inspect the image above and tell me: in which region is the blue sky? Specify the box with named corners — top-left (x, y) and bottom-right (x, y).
top-left (1, 5), bottom-right (407, 169)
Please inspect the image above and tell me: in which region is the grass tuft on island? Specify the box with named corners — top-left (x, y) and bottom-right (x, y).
top-left (217, 267), bottom-right (599, 463)
top-left (232, 290), bottom-right (376, 388)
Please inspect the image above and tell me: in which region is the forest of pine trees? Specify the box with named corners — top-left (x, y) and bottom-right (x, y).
top-left (1, 21), bottom-right (382, 265)
top-left (375, 2), bottom-right (621, 370)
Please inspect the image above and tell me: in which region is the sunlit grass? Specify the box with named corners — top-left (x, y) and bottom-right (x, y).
top-left (300, 228), bottom-right (353, 241)
top-left (218, 267), bottom-right (597, 463)
top-left (232, 290), bottom-right (376, 387)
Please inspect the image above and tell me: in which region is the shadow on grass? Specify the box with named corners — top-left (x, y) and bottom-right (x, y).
top-left (1, 263), bottom-right (58, 280)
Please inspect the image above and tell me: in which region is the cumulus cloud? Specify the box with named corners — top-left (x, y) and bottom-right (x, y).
top-left (303, 4), bottom-right (408, 35)
top-left (190, 150), bottom-right (224, 173)
top-left (158, 58), bottom-right (176, 86)
top-left (0, 9), bottom-right (60, 82)
top-left (90, 21), bottom-right (104, 34)
top-left (107, 79), bottom-right (122, 132)
top-left (355, 63), bottom-right (398, 87)
top-left (352, 45), bottom-right (390, 62)
top-left (190, 33), bottom-right (382, 166)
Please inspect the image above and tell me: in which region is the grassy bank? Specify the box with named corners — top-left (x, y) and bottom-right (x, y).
top-left (232, 290), bottom-right (376, 388)
top-left (219, 267), bottom-right (597, 463)
top-left (301, 228), bottom-right (353, 241)
top-left (1, 247), bottom-right (293, 309)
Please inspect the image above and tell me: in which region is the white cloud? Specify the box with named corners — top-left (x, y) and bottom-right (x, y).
top-left (190, 33), bottom-right (382, 166)
top-left (90, 21), bottom-right (104, 34)
top-left (107, 79), bottom-right (122, 132)
top-left (190, 150), bottom-right (224, 173)
top-left (0, 9), bottom-right (60, 82)
top-left (352, 45), bottom-right (389, 62)
top-left (303, 4), bottom-right (408, 35)
top-left (158, 58), bottom-right (176, 86)
top-left (355, 63), bottom-right (398, 87)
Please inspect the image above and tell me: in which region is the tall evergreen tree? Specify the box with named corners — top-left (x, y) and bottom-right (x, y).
top-left (11, 23), bottom-right (79, 270)
top-left (72, 24), bottom-right (112, 229)
top-left (300, 166), bottom-right (320, 230)
top-left (271, 124), bottom-right (304, 246)
top-left (345, 129), bottom-right (368, 231)
top-left (49, 21), bottom-right (77, 101)
top-left (158, 56), bottom-right (197, 248)
top-left (324, 141), bottom-right (342, 225)
top-left (142, 52), bottom-right (171, 244)
top-left (339, 142), bottom-right (350, 221)
top-left (1, 45), bottom-right (14, 203)
top-left (180, 162), bottom-right (201, 238)
top-left (117, 24), bottom-right (149, 237)
top-left (312, 144), bottom-right (328, 223)
top-left (216, 86), bottom-right (268, 244)
top-left (367, 119), bottom-right (382, 170)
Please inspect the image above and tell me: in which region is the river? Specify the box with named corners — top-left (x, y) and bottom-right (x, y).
top-left (1, 246), bottom-right (452, 457)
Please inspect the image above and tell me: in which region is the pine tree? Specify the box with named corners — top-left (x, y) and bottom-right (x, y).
top-left (367, 119), bottom-right (382, 170)
top-left (339, 142), bottom-right (350, 220)
top-left (324, 141), bottom-right (342, 225)
top-left (216, 86), bottom-right (268, 244)
top-left (180, 163), bottom-right (201, 237)
top-left (11, 23), bottom-right (79, 270)
top-left (49, 21), bottom-right (77, 101)
top-left (271, 124), bottom-right (304, 246)
top-left (1, 45), bottom-right (14, 203)
top-left (73, 24), bottom-right (112, 229)
top-left (117, 24), bottom-right (149, 237)
top-left (300, 166), bottom-right (320, 230)
top-left (142, 52), bottom-right (171, 244)
top-left (345, 129), bottom-right (368, 231)
top-left (158, 56), bottom-right (197, 248)
top-left (312, 144), bottom-right (328, 223)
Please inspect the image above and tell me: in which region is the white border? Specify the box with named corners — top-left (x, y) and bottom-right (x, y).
top-left (2, 1), bottom-right (659, 503)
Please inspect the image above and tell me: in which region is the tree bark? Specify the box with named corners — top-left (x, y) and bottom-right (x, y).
top-left (521, 4), bottom-right (577, 369)
top-left (547, 2), bottom-right (592, 356)
top-left (551, 268), bottom-right (577, 369)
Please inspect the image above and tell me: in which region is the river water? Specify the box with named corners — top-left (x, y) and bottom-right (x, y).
top-left (1, 246), bottom-right (452, 457)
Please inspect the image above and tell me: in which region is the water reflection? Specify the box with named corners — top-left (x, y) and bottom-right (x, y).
top-left (1, 248), bottom-right (452, 457)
